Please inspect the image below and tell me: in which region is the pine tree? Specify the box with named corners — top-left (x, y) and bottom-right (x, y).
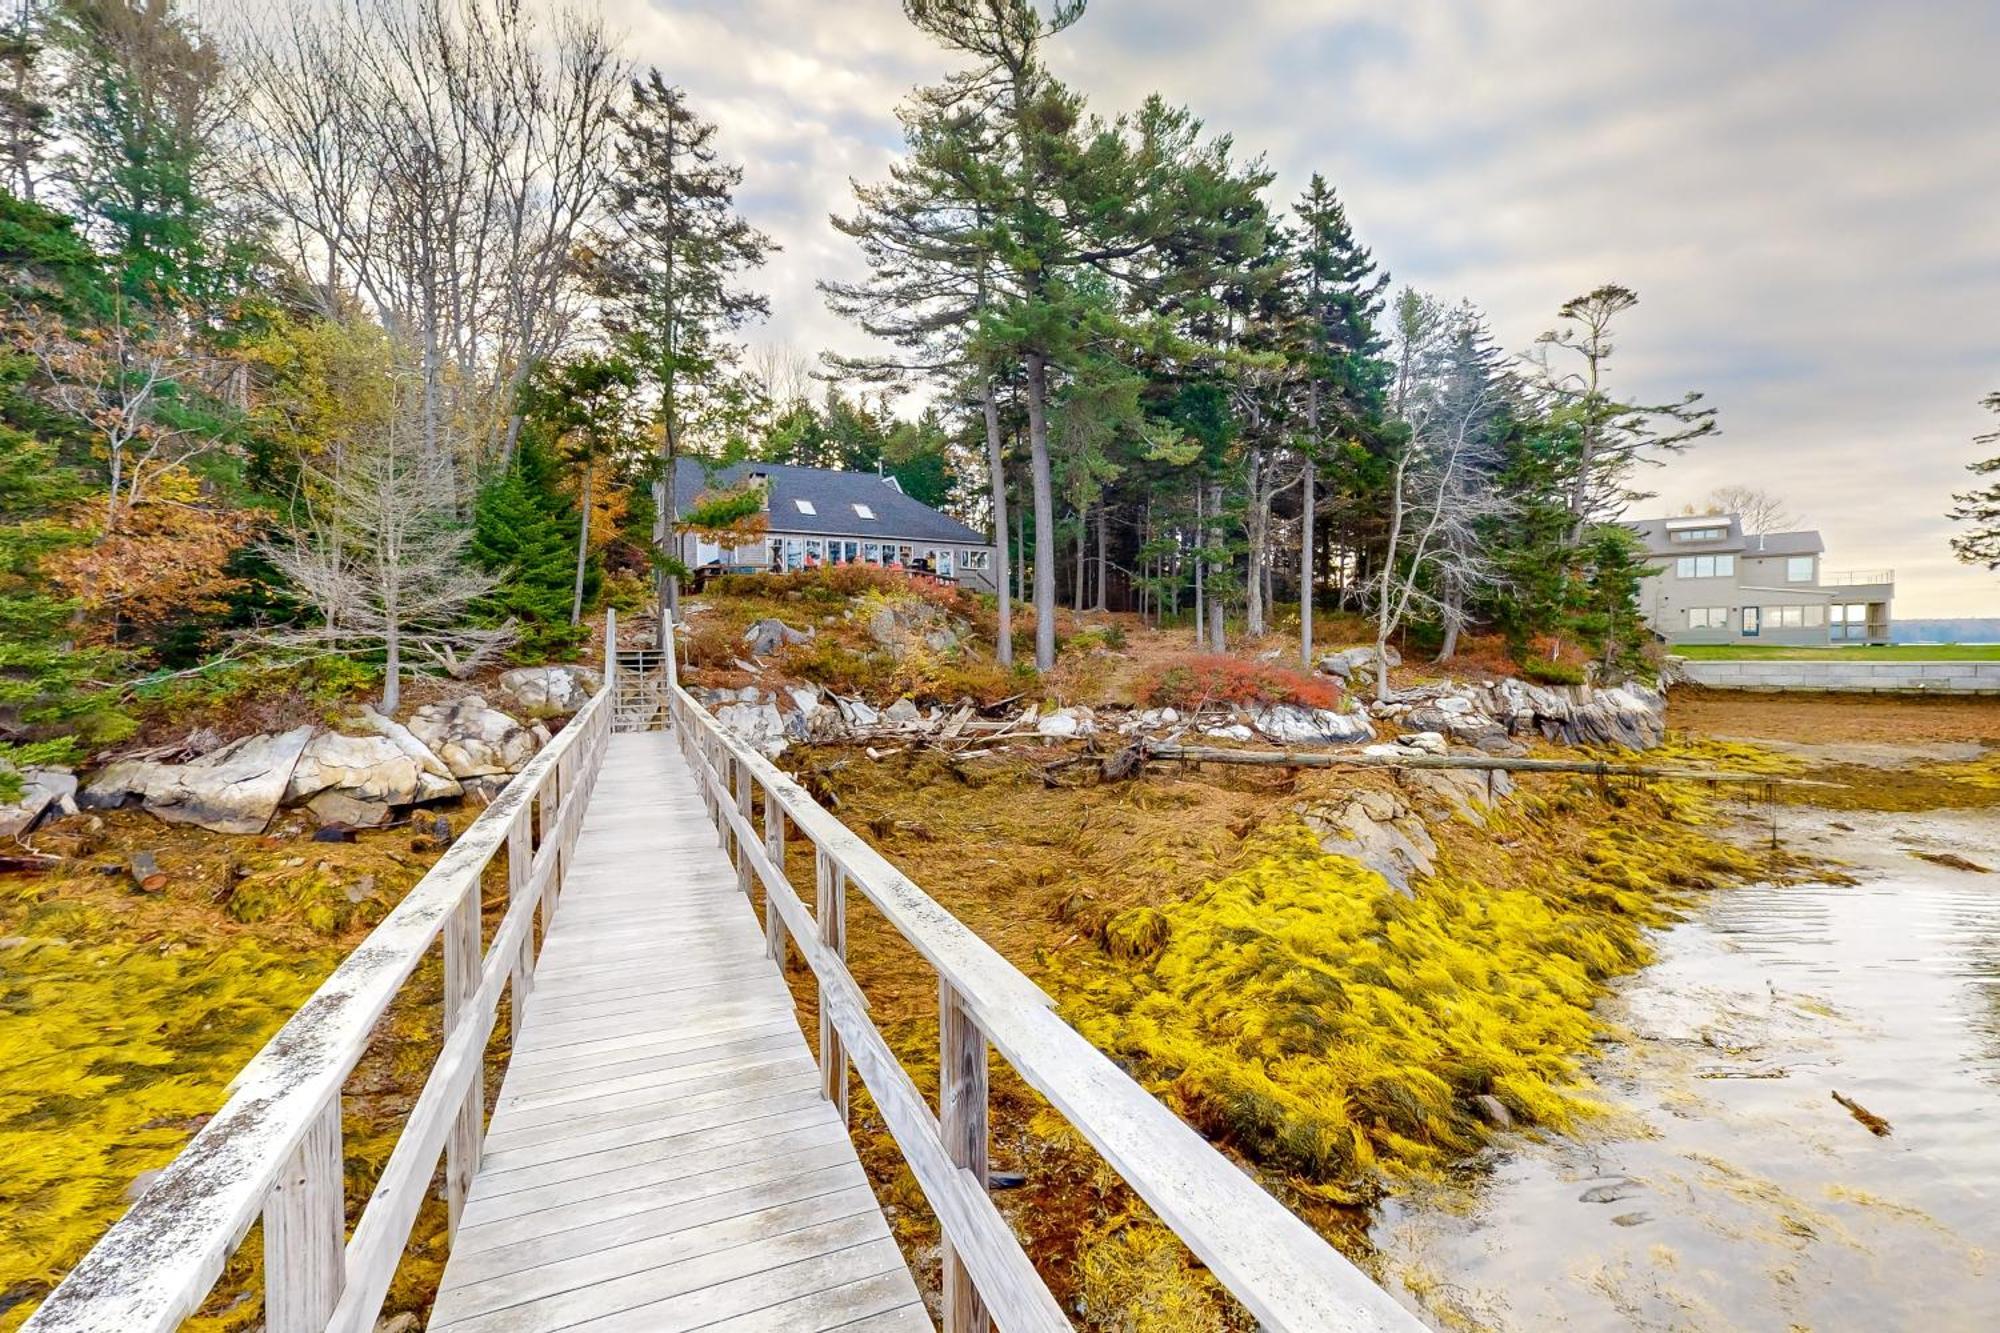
top-left (1949, 392), bottom-right (2000, 571)
top-left (0, 429), bottom-right (133, 795)
top-left (470, 434), bottom-right (587, 660)
top-left (594, 71), bottom-right (774, 644)
top-left (1291, 172), bottom-right (1390, 661)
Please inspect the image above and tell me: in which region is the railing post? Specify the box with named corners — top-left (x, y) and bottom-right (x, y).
top-left (735, 760), bottom-right (754, 899)
top-left (939, 980), bottom-right (991, 1333)
top-left (507, 813), bottom-right (533, 1033)
top-left (263, 1097), bottom-right (343, 1333)
top-left (604, 606), bottom-right (618, 729)
top-left (817, 851), bottom-right (847, 1124)
top-left (441, 889), bottom-right (482, 1237)
top-left (538, 762), bottom-right (561, 937)
top-left (765, 797), bottom-right (789, 963)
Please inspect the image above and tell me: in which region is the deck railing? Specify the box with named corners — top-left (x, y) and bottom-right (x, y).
top-left (668, 679), bottom-right (1422, 1332)
top-left (1823, 568), bottom-right (1895, 587)
top-left (23, 681), bottom-right (615, 1333)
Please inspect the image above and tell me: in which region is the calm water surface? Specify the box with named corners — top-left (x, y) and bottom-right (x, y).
top-left (1372, 805), bottom-right (2000, 1331)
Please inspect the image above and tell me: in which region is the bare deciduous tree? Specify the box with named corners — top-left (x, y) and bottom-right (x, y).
top-left (1696, 484), bottom-right (1798, 535)
top-left (1373, 294), bottom-right (1511, 695)
top-left (261, 367), bottom-right (511, 712)
top-left (239, 0), bottom-right (624, 484)
top-left (21, 302), bottom-right (212, 531)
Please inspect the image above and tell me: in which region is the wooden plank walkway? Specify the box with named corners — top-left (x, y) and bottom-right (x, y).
top-left (428, 732), bottom-right (929, 1333)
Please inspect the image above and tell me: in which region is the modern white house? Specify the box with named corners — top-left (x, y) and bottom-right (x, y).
top-left (671, 459), bottom-right (1001, 594)
top-left (1628, 514), bottom-right (1894, 646)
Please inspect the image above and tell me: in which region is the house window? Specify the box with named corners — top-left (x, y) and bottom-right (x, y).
top-left (960, 548), bottom-right (991, 571)
top-left (1685, 607), bottom-right (1730, 629)
top-left (853, 503), bottom-right (876, 520)
top-left (1670, 526), bottom-right (1728, 543)
top-left (768, 538), bottom-right (785, 570)
top-left (1786, 556), bottom-right (1814, 583)
top-left (794, 499), bottom-right (817, 515)
top-left (1675, 554), bottom-right (1735, 578)
top-left (863, 541), bottom-right (881, 563)
top-left (1742, 607), bottom-right (1761, 636)
top-left (1765, 605), bottom-right (1826, 629)
top-left (783, 537), bottom-right (803, 571)
top-left (804, 538), bottom-right (823, 563)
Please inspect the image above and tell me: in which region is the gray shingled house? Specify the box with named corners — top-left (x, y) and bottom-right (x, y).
top-left (1628, 513), bottom-right (1893, 646)
top-left (671, 459), bottom-right (999, 594)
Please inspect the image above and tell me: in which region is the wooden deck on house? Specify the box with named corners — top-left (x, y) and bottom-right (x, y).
top-left (427, 732), bottom-right (927, 1333)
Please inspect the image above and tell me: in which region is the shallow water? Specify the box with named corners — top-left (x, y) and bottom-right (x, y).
top-left (1373, 805), bottom-right (2000, 1331)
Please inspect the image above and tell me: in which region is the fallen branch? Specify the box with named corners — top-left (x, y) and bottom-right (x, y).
top-left (1832, 1090), bottom-right (1892, 1137)
top-left (1118, 741), bottom-right (1838, 787)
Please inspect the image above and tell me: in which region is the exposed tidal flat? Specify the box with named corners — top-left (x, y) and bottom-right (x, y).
top-left (1373, 803), bottom-right (2000, 1331)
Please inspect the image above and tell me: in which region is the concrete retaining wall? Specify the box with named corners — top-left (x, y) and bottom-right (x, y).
top-left (1676, 659), bottom-right (2000, 694)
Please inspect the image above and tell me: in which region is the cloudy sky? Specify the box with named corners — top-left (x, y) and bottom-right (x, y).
top-left (610, 0), bottom-right (2000, 617)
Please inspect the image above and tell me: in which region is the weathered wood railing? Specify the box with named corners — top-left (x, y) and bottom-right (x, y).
top-left (667, 680), bottom-right (1422, 1332)
top-left (23, 684), bottom-right (614, 1333)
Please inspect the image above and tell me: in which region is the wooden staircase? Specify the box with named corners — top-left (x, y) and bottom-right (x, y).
top-left (608, 608), bottom-right (673, 733)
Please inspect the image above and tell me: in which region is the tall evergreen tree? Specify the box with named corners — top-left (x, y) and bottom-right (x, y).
top-left (471, 432), bottom-right (589, 660)
top-left (1949, 392), bottom-right (2000, 572)
top-left (50, 0), bottom-right (235, 308)
top-left (595, 71), bottom-right (774, 647)
top-left (1533, 283), bottom-right (1715, 537)
top-left (1291, 173), bottom-right (1389, 661)
top-left (0, 429), bottom-right (133, 793)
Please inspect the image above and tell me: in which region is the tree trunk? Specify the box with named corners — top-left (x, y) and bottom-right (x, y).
top-left (1094, 501), bottom-right (1109, 612)
top-left (1014, 486), bottom-right (1025, 603)
top-left (1375, 459), bottom-right (1406, 699)
top-left (1206, 480), bottom-right (1226, 653)
top-left (571, 460), bottom-right (593, 625)
top-left (1244, 452), bottom-right (1265, 637)
top-left (1300, 458), bottom-right (1315, 666)
top-left (1191, 484), bottom-right (1204, 646)
top-left (982, 383), bottom-right (1012, 667)
top-left (1073, 511), bottom-right (1085, 613)
top-left (1025, 352), bottom-right (1057, 672)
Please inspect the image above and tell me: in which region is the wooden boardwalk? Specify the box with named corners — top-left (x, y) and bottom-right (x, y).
top-left (428, 732), bottom-right (928, 1333)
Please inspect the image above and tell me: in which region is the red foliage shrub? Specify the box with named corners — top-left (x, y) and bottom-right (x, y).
top-left (1135, 654), bottom-right (1344, 712)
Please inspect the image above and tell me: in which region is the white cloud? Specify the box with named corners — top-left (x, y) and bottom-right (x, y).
top-left (610, 0), bottom-right (2000, 616)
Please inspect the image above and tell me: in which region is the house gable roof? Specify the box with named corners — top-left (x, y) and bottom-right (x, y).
top-left (674, 459), bottom-right (987, 545)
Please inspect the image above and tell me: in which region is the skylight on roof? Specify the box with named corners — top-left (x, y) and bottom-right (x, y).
top-left (853, 503), bottom-right (876, 520)
top-left (794, 499), bottom-right (816, 515)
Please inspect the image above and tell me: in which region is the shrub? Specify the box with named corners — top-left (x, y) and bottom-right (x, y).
top-left (1135, 654), bottom-right (1343, 712)
top-left (1518, 655), bottom-right (1586, 687)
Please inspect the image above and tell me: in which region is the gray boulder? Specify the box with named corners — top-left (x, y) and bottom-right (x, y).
top-left (0, 768), bottom-right (78, 839)
top-left (1397, 730), bottom-right (1448, 756)
top-left (867, 598), bottom-right (966, 657)
top-left (82, 727), bottom-right (314, 834)
top-left (1251, 704), bottom-right (1375, 746)
top-left (1299, 788), bottom-right (1437, 892)
top-left (1316, 644), bottom-right (1401, 683)
top-left (355, 710), bottom-right (463, 802)
top-left (494, 666), bottom-right (602, 718)
top-left (742, 619), bottom-right (813, 657)
top-left (715, 698), bottom-right (788, 758)
top-left (285, 729), bottom-right (464, 826)
top-left (1036, 705), bottom-right (1098, 738)
top-left (408, 697), bottom-right (543, 778)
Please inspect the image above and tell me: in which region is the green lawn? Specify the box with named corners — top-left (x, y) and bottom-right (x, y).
top-left (1675, 643), bottom-right (2000, 661)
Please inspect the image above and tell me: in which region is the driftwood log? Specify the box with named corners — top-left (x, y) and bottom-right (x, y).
top-left (1116, 741), bottom-right (1837, 788)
